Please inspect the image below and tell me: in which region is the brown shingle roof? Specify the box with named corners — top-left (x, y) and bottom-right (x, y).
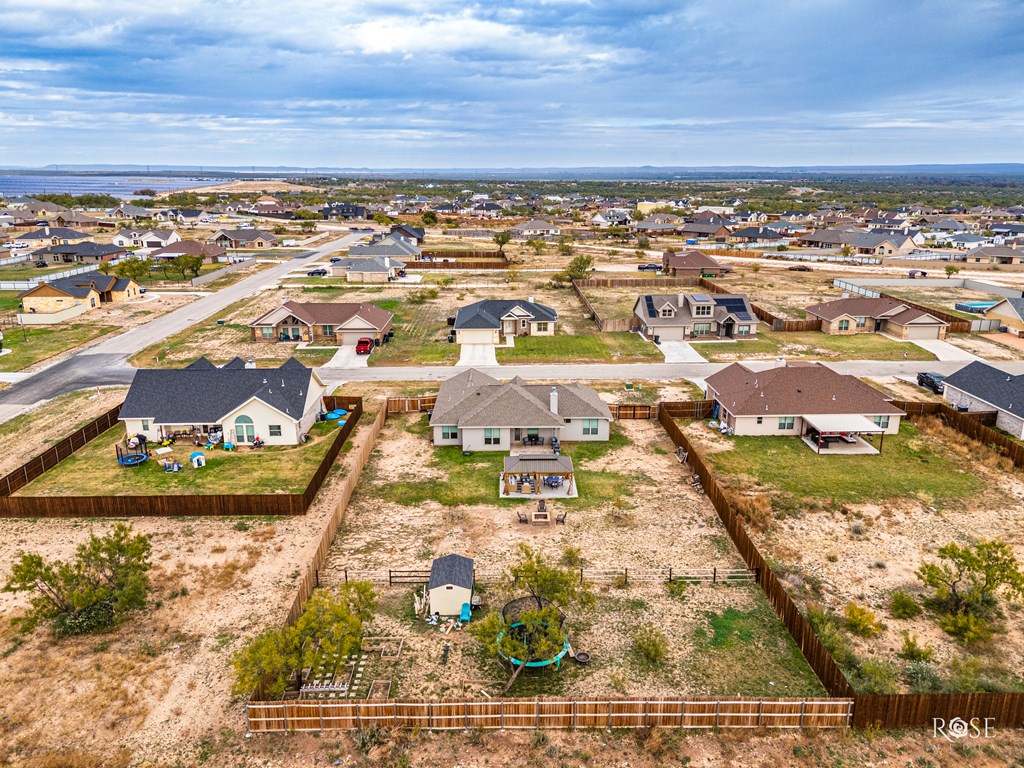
top-left (805, 297), bottom-right (908, 321)
top-left (249, 301), bottom-right (393, 331)
top-left (705, 362), bottom-right (904, 417)
top-left (150, 241), bottom-right (227, 259)
top-left (663, 250), bottom-right (729, 271)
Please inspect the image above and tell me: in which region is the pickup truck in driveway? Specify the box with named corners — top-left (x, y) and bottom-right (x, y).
top-left (917, 372), bottom-right (946, 394)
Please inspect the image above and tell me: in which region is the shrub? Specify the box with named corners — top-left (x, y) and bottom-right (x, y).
top-left (940, 612), bottom-right (995, 647)
top-left (807, 606), bottom-right (859, 670)
top-left (845, 602), bottom-right (883, 637)
top-left (633, 624), bottom-right (668, 665)
top-left (904, 661), bottom-right (944, 693)
top-left (889, 590), bottom-right (922, 619)
top-left (560, 546), bottom-right (583, 568)
top-left (898, 631), bottom-right (935, 662)
top-left (665, 579), bottom-right (688, 601)
top-left (853, 659), bottom-right (899, 694)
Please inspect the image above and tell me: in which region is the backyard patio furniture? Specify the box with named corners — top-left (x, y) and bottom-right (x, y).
top-left (517, 510), bottom-right (529, 524)
top-left (460, 603), bottom-right (472, 623)
top-left (555, 511), bottom-right (567, 525)
top-left (544, 475), bottom-right (564, 488)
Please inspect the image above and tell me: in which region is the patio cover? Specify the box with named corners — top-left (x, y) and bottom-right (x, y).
top-left (503, 454), bottom-right (574, 474)
top-left (803, 414), bottom-right (886, 434)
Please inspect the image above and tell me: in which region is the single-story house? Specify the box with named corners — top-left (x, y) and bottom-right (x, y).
top-left (705, 361), bottom-right (904, 452)
top-left (428, 554), bottom-right (474, 617)
top-left (248, 300), bottom-right (394, 344)
top-left (390, 224), bottom-right (425, 244)
top-left (321, 202), bottom-right (367, 220)
top-left (429, 368), bottom-right (612, 451)
top-left (19, 227), bottom-right (88, 246)
top-left (19, 271), bottom-right (141, 315)
top-left (119, 357), bottom-right (326, 446)
top-left (453, 298), bottom-right (557, 344)
top-left (943, 361), bottom-right (1024, 439)
top-left (985, 298), bottom-right (1024, 336)
top-left (209, 229), bottom-right (278, 249)
top-left (805, 297), bottom-right (949, 340)
top-left (53, 211), bottom-right (100, 229)
top-left (730, 226), bottom-right (784, 243)
top-left (330, 255), bottom-right (406, 282)
top-left (31, 242), bottom-right (128, 265)
top-left (112, 228), bottom-right (182, 249)
top-left (511, 218), bottom-right (561, 238)
top-left (633, 292), bottom-right (758, 341)
top-left (107, 204), bottom-right (153, 220)
top-left (590, 209), bottom-right (633, 228)
top-left (965, 245), bottom-right (1024, 265)
top-left (661, 250), bottom-right (731, 278)
top-left (149, 240), bottom-right (229, 262)
top-left (678, 222), bottom-right (731, 240)
top-left (347, 234), bottom-right (421, 260)
top-left (154, 208), bottom-right (209, 226)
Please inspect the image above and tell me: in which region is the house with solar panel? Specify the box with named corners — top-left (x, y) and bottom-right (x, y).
top-left (632, 291), bottom-right (759, 341)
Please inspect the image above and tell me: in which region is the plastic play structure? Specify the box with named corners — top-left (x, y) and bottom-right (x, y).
top-left (324, 408), bottom-right (348, 425)
top-left (496, 596), bottom-right (570, 670)
top-left (190, 451), bottom-right (206, 468)
top-left (116, 444), bottom-right (148, 467)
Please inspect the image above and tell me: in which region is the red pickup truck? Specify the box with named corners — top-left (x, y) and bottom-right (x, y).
top-left (355, 337), bottom-right (374, 355)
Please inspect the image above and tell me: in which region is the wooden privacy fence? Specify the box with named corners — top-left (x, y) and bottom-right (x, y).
top-left (0, 396), bottom-right (362, 519)
top-left (609, 403), bottom-right (658, 419)
top-left (420, 250), bottom-right (505, 260)
top-left (853, 693), bottom-right (1024, 729)
top-left (569, 279), bottom-right (636, 333)
top-left (248, 696), bottom-right (853, 732)
top-left (386, 395), bottom-right (437, 413)
top-left (573, 277), bottom-right (700, 288)
top-left (409, 259), bottom-right (508, 270)
top-left (331, 566), bottom-right (754, 586)
top-left (659, 400), bottom-right (715, 419)
top-left (894, 400), bottom-right (1024, 469)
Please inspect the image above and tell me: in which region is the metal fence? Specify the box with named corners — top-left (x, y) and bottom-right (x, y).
top-left (328, 566), bottom-right (754, 587)
top-left (0, 262), bottom-right (101, 291)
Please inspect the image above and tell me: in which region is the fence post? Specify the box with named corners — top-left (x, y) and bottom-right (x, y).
top-left (573, 700), bottom-right (578, 730)
top-left (319, 702), bottom-right (324, 732)
top-left (757, 700), bottom-right (763, 728)
top-left (500, 700), bottom-right (505, 730)
top-left (713, 567), bottom-right (717, 584)
top-left (607, 701), bottom-right (612, 730)
top-left (680, 700), bottom-right (686, 728)
top-left (536, 699), bottom-right (541, 729)
top-left (624, 568), bottom-right (628, 585)
top-left (428, 701), bottom-right (433, 730)
top-left (464, 702), bottom-right (469, 730)
top-left (799, 700), bottom-right (805, 728)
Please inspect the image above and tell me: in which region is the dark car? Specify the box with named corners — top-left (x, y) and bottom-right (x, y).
top-left (355, 337), bottom-right (374, 355)
top-left (637, 263), bottom-right (661, 271)
top-left (306, 268), bottom-right (328, 277)
top-left (787, 264), bottom-right (813, 272)
top-left (917, 372), bottom-right (946, 394)
top-left (329, 256), bottom-right (343, 263)
top-left (33, 261), bottom-right (48, 268)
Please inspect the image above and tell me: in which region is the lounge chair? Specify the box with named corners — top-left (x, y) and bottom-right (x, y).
top-left (460, 603), bottom-right (472, 623)
top-left (517, 510), bottom-right (529, 524)
top-left (555, 511), bottom-right (567, 525)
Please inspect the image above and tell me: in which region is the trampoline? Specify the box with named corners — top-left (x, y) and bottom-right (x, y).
top-left (497, 596), bottom-right (570, 670)
top-left (116, 443), bottom-right (149, 467)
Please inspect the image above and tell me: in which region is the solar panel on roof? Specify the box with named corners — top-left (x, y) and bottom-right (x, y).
top-left (716, 297), bottom-right (754, 321)
top-left (690, 293), bottom-right (712, 302)
top-left (645, 296), bottom-right (656, 318)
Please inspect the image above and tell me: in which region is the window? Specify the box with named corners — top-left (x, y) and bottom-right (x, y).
top-left (260, 327), bottom-right (274, 338)
top-left (694, 304), bottom-right (712, 316)
top-left (142, 419), bottom-right (149, 431)
top-left (737, 325), bottom-right (750, 336)
top-left (321, 325), bottom-right (334, 336)
top-left (582, 418), bottom-right (599, 436)
top-left (268, 425), bottom-right (282, 437)
top-left (837, 319), bottom-right (850, 331)
top-left (660, 307), bottom-right (674, 317)
top-left (872, 416), bottom-right (890, 428)
top-left (521, 319), bottom-right (528, 328)
top-left (756, 416), bottom-right (763, 425)
top-left (535, 322), bottom-right (549, 332)
top-left (441, 425), bottom-right (459, 440)
top-left (855, 316), bottom-right (867, 328)
top-left (693, 323), bottom-right (711, 335)
top-left (484, 428), bottom-right (500, 445)
top-left (778, 416), bottom-right (795, 430)
top-left (527, 428), bottom-right (539, 437)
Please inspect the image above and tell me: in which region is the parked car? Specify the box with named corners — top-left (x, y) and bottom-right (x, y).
top-left (329, 256), bottom-right (342, 263)
top-left (917, 372), bottom-right (946, 394)
top-left (1, 243), bottom-right (15, 249)
top-left (637, 263), bottom-right (661, 271)
top-left (355, 337), bottom-right (374, 355)
top-left (306, 268), bottom-right (328, 277)
top-left (33, 261), bottom-right (47, 268)
top-left (139, 287), bottom-right (148, 294)
top-left (787, 264), bottom-right (813, 272)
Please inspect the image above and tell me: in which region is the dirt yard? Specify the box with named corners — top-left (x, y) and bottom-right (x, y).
top-left (686, 416), bottom-right (1024, 695)
top-left (0, 410), bottom-right (377, 767)
top-left (318, 416), bottom-right (823, 701)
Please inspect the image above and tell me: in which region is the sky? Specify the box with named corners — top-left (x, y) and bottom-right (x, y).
top-left (0, 0), bottom-right (1022, 168)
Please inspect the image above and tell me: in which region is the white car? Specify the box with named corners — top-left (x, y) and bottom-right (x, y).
top-left (12, 242), bottom-right (28, 249)
top-left (1, 243), bottom-right (15, 249)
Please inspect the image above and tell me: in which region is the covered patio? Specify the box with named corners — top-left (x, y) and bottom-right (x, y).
top-left (501, 454), bottom-right (577, 498)
top-left (801, 414), bottom-right (887, 455)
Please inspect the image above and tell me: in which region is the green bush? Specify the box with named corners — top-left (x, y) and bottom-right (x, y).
top-left (807, 606), bottom-right (859, 670)
top-left (940, 612), bottom-right (995, 646)
top-left (665, 579), bottom-right (688, 601)
top-left (904, 661), bottom-right (944, 693)
top-left (889, 590), bottom-right (922, 619)
top-left (844, 602), bottom-right (883, 637)
top-left (852, 659), bottom-right (899, 694)
top-left (560, 546), bottom-right (583, 568)
top-left (898, 631), bottom-right (934, 662)
top-left (633, 624), bottom-right (668, 665)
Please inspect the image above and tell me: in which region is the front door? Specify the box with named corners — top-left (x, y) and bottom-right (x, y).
top-left (722, 319), bottom-right (735, 338)
top-left (502, 319), bottom-right (516, 338)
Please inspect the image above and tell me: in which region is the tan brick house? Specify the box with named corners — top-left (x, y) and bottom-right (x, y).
top-left (805, 297), bottom-right (948, 340)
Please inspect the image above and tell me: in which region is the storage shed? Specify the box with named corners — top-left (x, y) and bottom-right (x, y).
top-left (428, 554), bottom-right (474, 617)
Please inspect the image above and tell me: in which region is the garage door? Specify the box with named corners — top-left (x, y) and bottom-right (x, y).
top-left (340, 331), bottom-right (367, 345)
top-left (904, 325), bottom-right (941, 340)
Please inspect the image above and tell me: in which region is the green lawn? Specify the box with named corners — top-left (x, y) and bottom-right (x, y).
top-left (0, 263), bottom-right (74, 279)
top-left (1, 323), bottom-right (118, 372)
top-left (18, 420), bottom-right (343, 496)
top-left (692, 330), bottom-right (937, 362)
top-left (705, 422), bottom-right (983, 510)
top-left (495, 332), bottom-right (662, 364)
top-left (361, 421), bottom-right (635, 510)
top-left (366, 298), bottom-right (458, 367)
top-left (0, 292), bottom-right (23, 313)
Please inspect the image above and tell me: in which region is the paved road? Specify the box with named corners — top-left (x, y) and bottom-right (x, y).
top-left (0, 234), bottom-right (364, 418)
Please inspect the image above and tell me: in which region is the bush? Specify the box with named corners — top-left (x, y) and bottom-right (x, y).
top-left (408, 288), bottom-right (440, 305)
top-left (560, 546), bottom-right (583, 568)
top-left (889, 590), bottom-right (922, 619)
top-left (807, 606), bottom-right (859, 670)
top-left (845, 602), bottom-right (883, 637)
top-left (633, 624), bottom-right (668, 664)
top-left (852, 659), bottom-right (899, 694)
top-left (904, 661), bottom-right (944, 693)
top-left (940, 612), bottom-right (995, 646)
top-left (898, 631), bottom-right (934, 662)
top-left (665, 579), bottom-right (688, 601)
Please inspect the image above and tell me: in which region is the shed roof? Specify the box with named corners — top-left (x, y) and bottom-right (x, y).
top-left (429, 554), bottom-right (474, 590)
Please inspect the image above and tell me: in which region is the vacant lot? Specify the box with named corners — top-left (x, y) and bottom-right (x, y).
top-left (1, 322), bottom-right (119, 372)
top-left (686, 416), bottom-right (1024, 694)
top-left (17, 419), bottom-right (343, 497)
top-left (707, 267), bottom-right (847, 318)
top-left (882, 282), bottom-right (1006, 319)
top-left (691, 330), bottom-right (936, 362)
top-left (317, 416), bottom-right (824, 700)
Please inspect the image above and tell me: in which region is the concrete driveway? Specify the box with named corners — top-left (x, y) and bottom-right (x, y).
top-left (658, 340), bottom-right (707, 363)
top-left (910, 338), bottom-right (978, 362)
top-left (322, 345), bottom-right (369, 369)
top-left (458, 343), bottom-right (498, 366)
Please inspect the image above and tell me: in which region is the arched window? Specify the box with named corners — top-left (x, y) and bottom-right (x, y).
top-left (235, 415), bottom-right (255, 443)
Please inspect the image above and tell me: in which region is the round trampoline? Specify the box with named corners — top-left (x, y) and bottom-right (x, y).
top-left (117, 453), bottom-right (148, 467)
top-left (497, 597), bottom-right (569, 670)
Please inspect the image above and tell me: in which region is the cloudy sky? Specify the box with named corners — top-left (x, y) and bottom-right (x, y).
top-left (1, 0), bottom-right (1022, 168)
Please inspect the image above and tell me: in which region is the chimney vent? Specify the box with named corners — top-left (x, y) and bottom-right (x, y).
top-left (549, 387), bottom-right (558, 415)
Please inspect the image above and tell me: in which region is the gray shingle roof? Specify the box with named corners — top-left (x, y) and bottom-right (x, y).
top-left (944, 361), bottom-right (1024, 416)
top-left (30, 242), bottom-right (125, 258)
top-left (21, 227), bottom-right (87, 240)
top-left (429, 554), bottom-right (474, 590)
top-left (120, 357), bottom-right (319, 424)
top-left (454, 299), bottom-right (557, 330)
top-left (331, 255), bottom-right (405, 272)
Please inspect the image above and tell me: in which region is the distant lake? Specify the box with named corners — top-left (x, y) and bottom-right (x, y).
top-left (0, 174), bottom-right (221, 199)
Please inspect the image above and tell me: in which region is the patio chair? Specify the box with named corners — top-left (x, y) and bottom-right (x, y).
top-left (555, 511), bottom-right (567, 525)
top-left (517, 510), bottom-right (529, 524)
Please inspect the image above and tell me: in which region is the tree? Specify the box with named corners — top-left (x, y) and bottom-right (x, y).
top-left (563, 253), bottom-right (595, 280)
top-left (373, 213), bottom-right (392, 225)
top-left (505, 263), bottom-right (521, 284)
top-left (115, 255), bottom-right (151, 283)
top-left (525, 238), bottom-right (545, 256)
top-left (945, 265), bottom-right (961, 278)
top-left (421, 211), bottom-right (438, 226)
top-left (292, 209), bottom-right (320, 220)
top-left (493, 230), bottom-right (512, 253)
top-left (299, 220), bottom-right (317, 233)
top-left (917, 539), bottom-right (1024, 620)
top-left (271, 224), bottom-right (288, 235)
top-left (171, 254), bottom-right (204, 281)
top-left (4, 523), bottom-right (152, 636)
top-left (231, 583), bottom-right (376, 699)
top-left (98, 261), bottom-right (115, 276)
top-left (840, 244), bottom-right (854, 257)
top-left (506, 543), bottom-right (590, 610)
top-left (557, 235), bottom-right (575, 259)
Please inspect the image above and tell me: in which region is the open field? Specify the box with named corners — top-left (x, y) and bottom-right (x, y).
top-left (17, 419), bottom-right (343, 497)
top-left (318, 416), bottom-right (823, 700)
top-left (691, 330), bottom-right (937, 362)
top-left (706, 267), bottom-right (848, 318)
top-left (0, 323), bottom-right (119, 372)
top-left (685, 416), bottom-right (1024, 695)
top-left (882, 283), bottom-right (1007, 319)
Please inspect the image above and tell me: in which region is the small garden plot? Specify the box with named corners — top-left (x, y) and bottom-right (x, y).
top-left (686, 416), bottom-right (1024, 694)
top-left (16, 420), bottom-right (342, 497)
top-left (691, 330), bottom-right (937, 362)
